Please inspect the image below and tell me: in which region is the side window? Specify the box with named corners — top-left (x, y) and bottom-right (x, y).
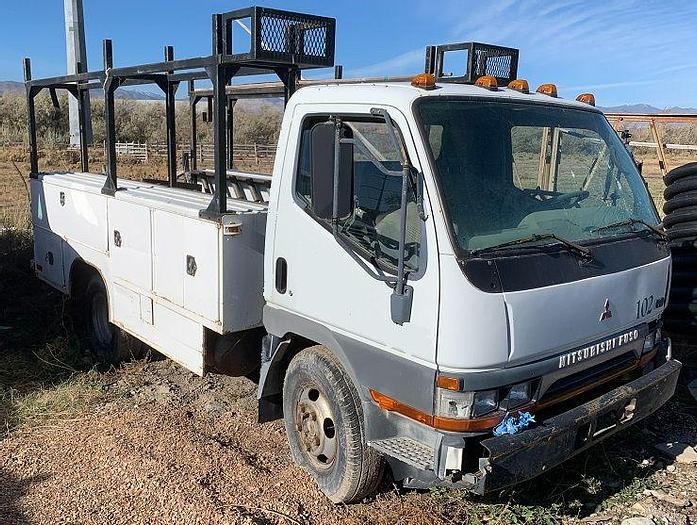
top-left (296, 126), bottom-right (313, 204)
top-left (295, 116), bottom-right (421, 272)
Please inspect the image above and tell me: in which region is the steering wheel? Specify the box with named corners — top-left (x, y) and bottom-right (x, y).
top-left (542, 190), bottom-right (590, 209)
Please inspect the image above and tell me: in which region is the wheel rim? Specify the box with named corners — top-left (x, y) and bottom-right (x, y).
top-left (294, 385), bottom-right (338, 471)
top-left (91, 291), bottom-right (113, 347)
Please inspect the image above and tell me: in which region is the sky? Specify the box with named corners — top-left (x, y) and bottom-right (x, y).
top-left (2, 0), bottom-right (697, 108)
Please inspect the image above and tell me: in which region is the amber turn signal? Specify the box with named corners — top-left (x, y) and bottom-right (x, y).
top-left (576, 93), bottom-right (596, 106)
top-left (369, 389), bottom-right (513, 432)
top-left (436, 374), bottom-right (462, 391)
top-left (507, 79), bottom-right (530, 94)
top-left (475, 75), bottom-right (498, 91)
top-left (411, 73), bottom-right (437, 90)
top-left (536, 83), bottom-right (558, 97)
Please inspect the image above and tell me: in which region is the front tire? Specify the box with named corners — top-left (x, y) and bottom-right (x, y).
top-left (283, 346), bottom-right (384, 503)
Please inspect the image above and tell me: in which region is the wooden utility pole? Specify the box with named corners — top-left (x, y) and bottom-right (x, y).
top-left (64, 0), bottom-right (92, 147)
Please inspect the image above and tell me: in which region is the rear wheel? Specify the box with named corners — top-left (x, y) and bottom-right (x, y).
top-left (79, 273), bottom-right (129, 364)
top-left (282, 346), bottom-right (384, 503)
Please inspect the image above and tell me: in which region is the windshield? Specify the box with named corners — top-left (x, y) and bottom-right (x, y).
top-left (416, 99), bottom-right (660, 255)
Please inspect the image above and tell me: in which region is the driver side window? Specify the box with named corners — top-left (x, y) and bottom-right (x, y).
top-left (295, 116), bottom-right (421, 272)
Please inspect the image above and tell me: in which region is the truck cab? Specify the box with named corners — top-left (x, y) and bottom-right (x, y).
top-left (260, 79), bottom-right (678, 496)
top-left (24, 6), bottom-right (680, 504)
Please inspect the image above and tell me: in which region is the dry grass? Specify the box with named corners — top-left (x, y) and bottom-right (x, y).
top-left (1, 146), bottom-right (697, 524)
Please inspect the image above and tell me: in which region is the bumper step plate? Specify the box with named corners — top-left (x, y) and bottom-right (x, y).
top-left (371, 437), bottom-right (434, 470)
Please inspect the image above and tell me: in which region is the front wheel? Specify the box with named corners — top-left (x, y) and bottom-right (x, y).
top-left (283, 346), bottom-right (384, 503)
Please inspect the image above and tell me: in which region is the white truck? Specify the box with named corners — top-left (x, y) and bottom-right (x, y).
top-left (25, 6), bottom-right (680, 503)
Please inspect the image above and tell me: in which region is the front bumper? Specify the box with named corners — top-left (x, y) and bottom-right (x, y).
top-left (371, 357), bottom-right (681, 493)
top-left (466, 357), bottom-right (681, 494)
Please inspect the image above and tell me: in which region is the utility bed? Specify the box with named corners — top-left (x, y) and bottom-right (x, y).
top-left (31, 171), bottom-right (267, 374)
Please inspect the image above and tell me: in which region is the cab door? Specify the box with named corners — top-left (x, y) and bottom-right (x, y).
top-left (267, 104), bottom-right (440, 412)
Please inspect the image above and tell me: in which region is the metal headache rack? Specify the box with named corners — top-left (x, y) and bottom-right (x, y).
top-left (24, 6), bottom-right (336, 218)
top-left (424, 42), bottom-right (519, 85)
top-left (24, 4), bottom-right (518, 218)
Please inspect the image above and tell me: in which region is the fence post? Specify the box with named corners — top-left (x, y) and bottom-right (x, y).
top-left (254, 143), bottom-right (259, 165)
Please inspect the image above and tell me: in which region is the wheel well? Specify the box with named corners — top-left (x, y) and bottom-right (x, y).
top-left (276, 333), bottom-right (317, 380)
top-left (68, 260), bottom-right (102, 299)
top-left (259, 333), bottom-right (364, 424)
top-left (257, 333), bottom-right (321, 423)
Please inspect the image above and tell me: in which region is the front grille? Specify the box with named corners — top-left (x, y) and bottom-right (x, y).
top-left (541, 351), bottom-right (638, 402)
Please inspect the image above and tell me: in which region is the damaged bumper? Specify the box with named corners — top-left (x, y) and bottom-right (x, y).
top-left (465, 358), bottom-right (681, 494)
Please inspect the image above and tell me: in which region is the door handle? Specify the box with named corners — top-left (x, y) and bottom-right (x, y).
top-left (275, 257), bottom-right (287, 294)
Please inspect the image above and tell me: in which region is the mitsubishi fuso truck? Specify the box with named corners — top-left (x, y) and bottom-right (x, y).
top-left (24, 6), bottom-right (680, 503)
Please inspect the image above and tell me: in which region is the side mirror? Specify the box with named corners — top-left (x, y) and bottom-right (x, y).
top-left (311, 121), bottom-right (354, 221)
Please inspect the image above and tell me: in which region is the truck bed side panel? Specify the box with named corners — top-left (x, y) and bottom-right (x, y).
top-left (112, 281), bottom-right (204, 375)
top-left (32, 177), bottom-right (108, 252)
top-left (108, 199), bottom-right (153, 291)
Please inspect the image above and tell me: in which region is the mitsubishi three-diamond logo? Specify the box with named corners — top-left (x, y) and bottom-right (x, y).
top-left (599, 298), bottom-right (613, 322)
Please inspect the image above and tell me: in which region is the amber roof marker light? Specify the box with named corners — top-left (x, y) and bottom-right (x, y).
top-left (475, 75), bottom-right (498, 91)
top-left (508, 79), bottom-right (530, 94)
top-left (576, 93), bottom-right (596, 106)
top-left (536, 83), bottom-right (558, 97)
top-left (411, 73), bottom-right (437, 90)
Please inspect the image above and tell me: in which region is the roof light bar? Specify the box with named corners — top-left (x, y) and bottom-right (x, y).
top-left (508, 79), bottom-right (530, 94)
top-left (536, 83), bottom-right (558, 97)
top-left (576, 93), bottom-right (596, 106)
top-left (475, 75), bottom-right (498, 91)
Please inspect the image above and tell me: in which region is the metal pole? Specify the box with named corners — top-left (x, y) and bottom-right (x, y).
top-left (102, 40), bottom-right (118, 195)
top-left (226, 98), bottom-right (236, 169)
top-left (23, 58), bottom-right (39, 177)
top-left (200, 14), bottom-right (230, 217)
top-left (212, 63), bottom-right (228, 214)
top-left (650, 119), bottom-right (669, 176)
top-left (64, 0), bottom-right (92, 147)
top-left (164, 45), bottom-right (178, 187)
top-left (189, 81), bottom-right (198, 171)
top-left (77, 61), bottom-right (89, 172)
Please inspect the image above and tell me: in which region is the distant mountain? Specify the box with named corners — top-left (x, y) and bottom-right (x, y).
top-left (0, 79), bottom-right (163, 101)
top-left (600, 103), bottom-right (697, 114)
top-left (0, 80), bottom-right (23, 94)
top-left (115, 89), bottom-right (164, 101)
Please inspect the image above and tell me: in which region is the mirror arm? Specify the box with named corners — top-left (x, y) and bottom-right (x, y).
top-left (370, 107), bottom-right (414, 324)
top-left (331, 117), bottom-right (343, 236)
top-left (395, 162), bottom-right (410, 296)
top-left (335, 235), bottom-right (399, 286)
top-left (409, 167), bottom-right (428, 221)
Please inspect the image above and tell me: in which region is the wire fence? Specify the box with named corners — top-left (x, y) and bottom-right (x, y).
top-left (114, 142), bottom-right (277, 166)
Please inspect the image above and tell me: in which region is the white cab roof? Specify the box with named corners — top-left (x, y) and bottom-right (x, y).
top-left (289, 81), bottom-right (603, 114)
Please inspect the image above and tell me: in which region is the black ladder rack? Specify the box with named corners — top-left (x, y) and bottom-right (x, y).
top-left (24, 6), bottom-right (336, 219)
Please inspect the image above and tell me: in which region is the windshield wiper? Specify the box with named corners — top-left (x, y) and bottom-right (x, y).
top-left (592, 218), bottom-right (667, 240)
top-left (471, 233), bottom-right (593, 260)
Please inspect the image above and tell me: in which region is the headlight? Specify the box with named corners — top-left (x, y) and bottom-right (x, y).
top-left (503, 382), bottom-right (532, 409)
top-left (434, 375), bottom-right (536, 421)
top-left (435, 389), bottom-right (474, 419)
top-left (472, 390), bottom-right (499, 417)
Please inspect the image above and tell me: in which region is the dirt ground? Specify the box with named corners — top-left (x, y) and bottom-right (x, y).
top-left (2, 149), bottom-right (697, 525)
